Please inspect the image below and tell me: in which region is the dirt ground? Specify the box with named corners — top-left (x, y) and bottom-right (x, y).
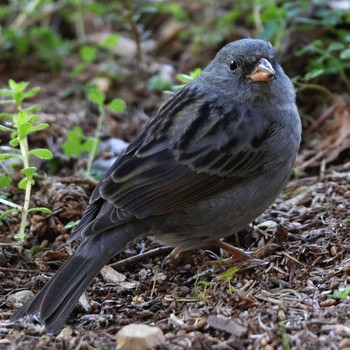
top-left (1, 34), bottom-right (350, 350)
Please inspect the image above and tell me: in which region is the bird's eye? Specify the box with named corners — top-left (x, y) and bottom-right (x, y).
top-left (228, 58), bottom-right (238, 71)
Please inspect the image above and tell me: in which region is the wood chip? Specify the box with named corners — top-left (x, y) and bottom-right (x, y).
top-left (320, 299), bottom-right (337, 307)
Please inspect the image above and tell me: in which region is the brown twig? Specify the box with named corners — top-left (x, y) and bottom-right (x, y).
top-left (0, 266), bottom-right (54, 275)
top-left (109, 246), bottom-right (173, 268)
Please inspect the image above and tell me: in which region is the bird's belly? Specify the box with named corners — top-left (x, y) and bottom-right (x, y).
top-left (150, 168), bottom-right (290, 248)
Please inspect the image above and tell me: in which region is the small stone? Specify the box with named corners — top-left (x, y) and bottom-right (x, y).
top-left (261, 345), bottom-right (274, 350)
top-left (7, 290), bottom-right (34, 308)
top-left (330, 246), bottom-right (337, 256)
top-left (100, 265), bottom-right (126, 283)
top-left (116, 324), bottom-right (166, 350)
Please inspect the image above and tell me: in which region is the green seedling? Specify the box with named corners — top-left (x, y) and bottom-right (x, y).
top-left (0, 79), bottom-right (53, 241)
top-left (296, 40), bottom-right (350, 92)
top-left (328, 288), bottom-right (350, 300)
top-left (63, 86), bottom-right (126, 177)
top-left (193, 277), bottom-right (215, 301)
top-left (217, 266), bottom-right (240, 293)
top-left (167, 68), bottom-right (202, 94)
top-left (62, 126), bottom-right (96, 158)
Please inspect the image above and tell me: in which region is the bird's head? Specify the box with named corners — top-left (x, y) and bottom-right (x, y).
top-left (195, 38), bottom-right (295, 106)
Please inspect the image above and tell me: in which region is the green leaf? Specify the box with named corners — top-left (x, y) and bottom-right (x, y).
top-left (28, 149), bottom-right (53, 159)
top-left (107, 98), bottom-right (126, 113)
top-left (9, 139), bottom-right (19, 147)
top-left (217, 267), bottom-right (240, 282)
top-left (0, 113), bottom-right (13, 119)
top-left (20, 167), bottom-right (37, 178)
top-left (65, 220), bottom-right (80, 229)
top-left (31, 123), bottom-right (49, 131)
top-left (100, 34), bottom-right (120, 49)
top-left (0, 124), bottom-right (13, 132)
top-left (30, 245), bottom-right (43, 257)
top-left (28, 115), bottom-right (39, 123)
top-left (328, 42), bottom-right (344, 52)
top-left (24, 86), bottom-right (41, 98)
top-left (0, 89), bottom-right (13, 97)
top-left (0, 174), bottom-right (11, 187)
top-left (18, 123), bottom-right (32, 139)
top-left (177, 68), bottom-right (202, 83)
top-left (0, 153), bottom-right (21, 161)
top-left (18, 178), bottom-right (27, 189)
top-left (13, 91), bottom-right (25, 105)
top-left (340, 48), bottom-right (350, 60)
top-left (328, 288), bottom-right (350, 300)
top-left (28, 207), bottom-right (53, 214)
top-left (62, 126), bottom-right (95, 157)
top-left (304, 69), bottom-right (325, 81)
top-left (0, 208), bottom-right (20, 220)
top-left (22, 248), bottom-right (32, 259)
top-left (80, 45), bottom-right (97, 63)
top-left (71, 62), bottom-right (87, 77)
top-left (25, 105), bottom-right (41, 113)
top-left (177, 73), bottom-right (193, 83)
top-left (87, 86), bottom-right (105, 105)
top-left (197, 280), bottom-right (215, 287)
top-left (16, 81), bottom-right (29, 92)
top-left (82, 137), bottom-right (97, 153)
top-left (147, 76), bottom-right (173, 92)
top-left (14, 110), bottom-right (28, 126)
top-left (14, 232), bottom-right (29, 241)
top-left (312, 39), bottom-right (323, 48)
top-left (190, 68), bottom-right (202, 79)
top-left (8, 79), bottom-right (18, 91)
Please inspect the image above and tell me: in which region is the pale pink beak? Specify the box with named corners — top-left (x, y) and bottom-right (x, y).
top-left (248, 58), bottom-right (275, 82)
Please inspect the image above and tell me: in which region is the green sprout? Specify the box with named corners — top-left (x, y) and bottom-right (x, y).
top-left (0, 79), bottom-right (53, 241)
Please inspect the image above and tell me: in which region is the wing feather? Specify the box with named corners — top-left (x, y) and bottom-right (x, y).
top-left (74, 85), bottom-right (276, 238)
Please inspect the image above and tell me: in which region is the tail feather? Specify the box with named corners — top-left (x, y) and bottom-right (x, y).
top-left (11, 252), bottom-right (111, 334)
top-left (11, 225), bottom-right (144, 334)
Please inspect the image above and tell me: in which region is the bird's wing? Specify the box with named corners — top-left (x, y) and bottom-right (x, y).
top-left (73, 85), bottom-right (279, 238)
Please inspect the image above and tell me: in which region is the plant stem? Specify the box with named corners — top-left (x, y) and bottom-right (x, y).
top-left (75, 0), bottom-right (86, 42)
top-left (86, 104), bottom-right (105, 177)
top-left (18, 137), bottom-right (31, 239)
top-left (312, 47), bottom-right (350, 93)
top-left (10, 0), bottom-right (42, 30)
top-left (253, 4), bottom-right (263, 37)
top-left (296, 82), bottom-right (334, 100)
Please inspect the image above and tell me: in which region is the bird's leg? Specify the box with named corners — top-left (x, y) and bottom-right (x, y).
top-left (210, 240), bottom-right (251, 261)
top-left (161, 246), bottom-right (184, 267)
top-left (163, 241), bottom-right (252, 267)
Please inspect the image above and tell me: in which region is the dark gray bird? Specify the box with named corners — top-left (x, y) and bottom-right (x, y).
top-left (11, 38), bottom-right (301, 334)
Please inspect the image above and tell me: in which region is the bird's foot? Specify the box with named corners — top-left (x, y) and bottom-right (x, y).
top-left (161, 241), bottom-right (279, 268)
top-left (161, 246), bottom-right (185, 268)
top-left (210, 240), bottom-right (251, 262)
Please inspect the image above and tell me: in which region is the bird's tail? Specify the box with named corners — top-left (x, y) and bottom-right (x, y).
top-left (11, 225), bottom-right (143, 335)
